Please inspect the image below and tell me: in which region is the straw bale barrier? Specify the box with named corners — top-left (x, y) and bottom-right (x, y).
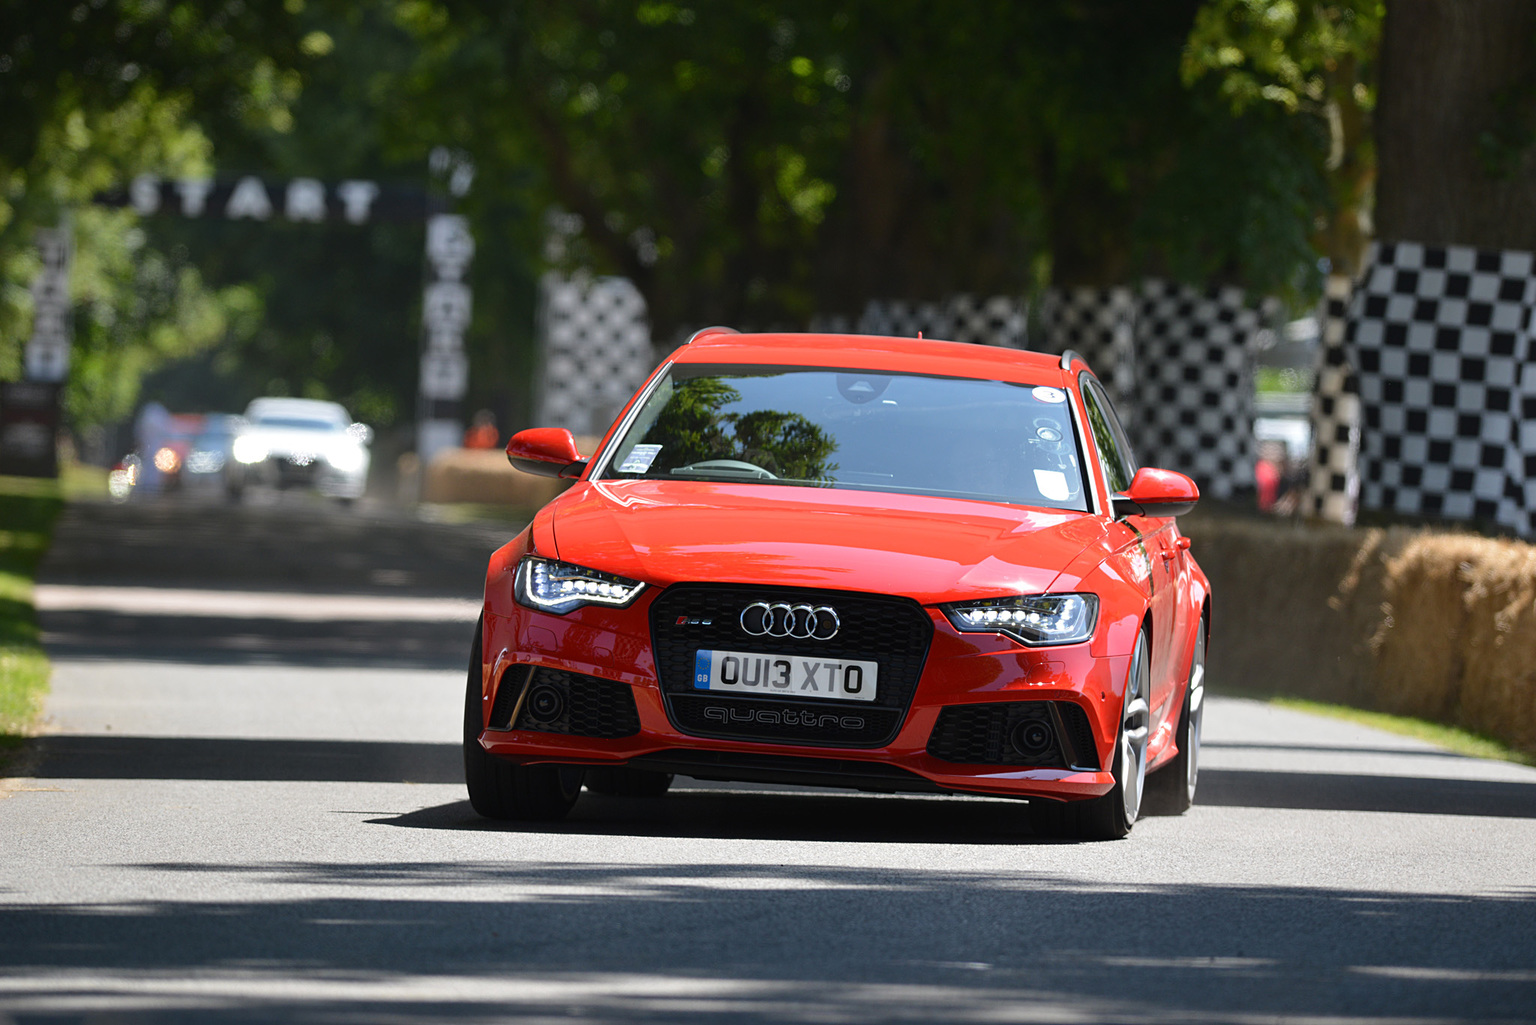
top-left (1185, 516), bottom-right (1536, 754)
top-left (421, 438), bottom-right (601, 508)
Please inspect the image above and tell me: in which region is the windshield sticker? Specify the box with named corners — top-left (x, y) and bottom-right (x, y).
top-left (1034, 468), bottom-right (1070, 501)
top-left (618, 444), bottom-right (662, 474)
top-left (1032, 386), bottom-right (1066, 404)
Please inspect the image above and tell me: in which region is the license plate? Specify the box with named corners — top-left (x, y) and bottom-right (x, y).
top-left (693, 649), bottom-right (878, 702)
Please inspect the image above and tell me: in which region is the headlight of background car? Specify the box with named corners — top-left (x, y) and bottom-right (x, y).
top-left (941, 593), bottom-right (1098, 646)
top-left (327, 444), bottom-right (365, 472)
top-left (232, 436), bottom-right (269, 464)
top-left (514, 556), bottom-right (646, 614)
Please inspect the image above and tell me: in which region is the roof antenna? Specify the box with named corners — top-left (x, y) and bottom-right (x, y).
top-left (917, 330), bottom-right (923, 339)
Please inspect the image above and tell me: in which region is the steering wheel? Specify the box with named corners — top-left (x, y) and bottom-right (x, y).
top-left (671, 459), bottom-right (778, 480)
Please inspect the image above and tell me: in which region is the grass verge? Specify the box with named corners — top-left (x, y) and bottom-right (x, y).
top-left (0, 475), bottom-right (64, 769)
top-left (1272, 696), bottom-right (1535, 768)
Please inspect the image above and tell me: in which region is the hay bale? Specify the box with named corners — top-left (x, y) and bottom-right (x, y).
top-left (1188, 512), bottom-right (1536, 756)
top-left (1181, 517), bottom-right (1382, 707)
top-left (1370, 534), bottom-right (1487, 721)
top-left (421, 437), bottom-right (602, 507)
top-left (1404, 535), bottom-right (1536, 750)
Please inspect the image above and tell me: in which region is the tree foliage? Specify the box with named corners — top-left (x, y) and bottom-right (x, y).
top-left (388, 0), bottom-right (1329, 338)
top-left (0, 0), bottom-right (308, 429)
top-left (1184, 0), bottom-right (1383, 274)
top-left (4, 0), bottom-right (1382, 443)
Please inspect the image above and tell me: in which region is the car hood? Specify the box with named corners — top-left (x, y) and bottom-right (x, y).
top-left (541, 480), bottom-right (1106, 605)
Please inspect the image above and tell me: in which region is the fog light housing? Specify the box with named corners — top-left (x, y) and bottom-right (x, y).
top-left (1011, 718), bottom-right (1055, 757)
top-left (524, 684), bottom-right (566, 724)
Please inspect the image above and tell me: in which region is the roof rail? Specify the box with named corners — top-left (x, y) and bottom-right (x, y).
top-left (684, 325), bottom-right (740, 345)
top-left (1059, 349), bottom-right (1083, 371)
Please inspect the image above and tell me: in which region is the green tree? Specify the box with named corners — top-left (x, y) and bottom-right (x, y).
top-left (0, 0), bottom-right (306, 429)
top-left (389, 0), bottom-right (1332, 338)
top-left (1183, 0), bottom-right (1383, 276)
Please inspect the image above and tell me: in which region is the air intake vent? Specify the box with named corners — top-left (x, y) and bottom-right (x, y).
top-left (492, 666), bottom-right (641, 738)
top-left (927, 701), bottom-right (1099, 769)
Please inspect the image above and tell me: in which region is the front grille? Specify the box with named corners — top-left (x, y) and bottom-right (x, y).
top-left (927, 700), bottom-right (1101, 770)
top-left (649, 584), bottom-right (933, 748)
top-left (492, 665), bottom-right (640, 738)
top-left (275, 458), bottom-right (319, 484)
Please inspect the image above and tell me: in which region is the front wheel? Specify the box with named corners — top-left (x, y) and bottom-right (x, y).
top-left (1146, 618), bottom-right (1205, 815)
top-left (463, 618), bottom-right (584, 821)
top-left (1030, 628), bottom-right (1150, 841)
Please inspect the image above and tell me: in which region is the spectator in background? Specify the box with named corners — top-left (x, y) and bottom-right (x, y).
top-left (463, 409), bottom-right (500, 449)
top-left (1255, 440), bottom-right (1285, 513)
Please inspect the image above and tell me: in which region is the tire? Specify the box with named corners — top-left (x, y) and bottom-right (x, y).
top-left (1030, 628), bottom-right (1150, 841)
top-left (462, 617), bottom-right (584, 821)
top-left (584, 767), bottom-right (674, 798)
top-left (1145, 618), bottom-right (1206, 815)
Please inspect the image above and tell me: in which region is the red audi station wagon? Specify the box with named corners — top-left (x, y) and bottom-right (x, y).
top-left (467, 330), bottom-right (1209, 839)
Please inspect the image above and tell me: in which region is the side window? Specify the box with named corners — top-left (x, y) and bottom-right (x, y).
top-left (1080, 377), bottom-right (1136, 495)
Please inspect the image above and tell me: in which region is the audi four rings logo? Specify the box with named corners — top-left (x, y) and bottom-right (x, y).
top-left (739, 602), bottom-right (840, 640)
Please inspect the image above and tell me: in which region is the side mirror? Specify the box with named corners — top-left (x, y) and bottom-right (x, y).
top-left (507, 427), bottom-right (588, 479)
top-left (1112, 467), bottom-right (1199, 519)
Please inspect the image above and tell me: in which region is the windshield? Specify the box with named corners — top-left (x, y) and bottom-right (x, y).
top-left (599, 364), bottom-right (1088, 511)
top-left (252, 417), bottom-right (344, 432)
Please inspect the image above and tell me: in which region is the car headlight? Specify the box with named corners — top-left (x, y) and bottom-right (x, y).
top-left (153, 446), bottom-right (181, 473)
top-left (328, 445), bottom-right (365, 472)
top-left (941, 593), bottom-right (1099, 646)
top-left (514, 556), bottom-right (645, 614)
top-left (186, 450), bottom-right (225, 474)
top-left (232, 436), bottom-right (268, 464)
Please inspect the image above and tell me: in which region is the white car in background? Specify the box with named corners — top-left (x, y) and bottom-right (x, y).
top-left (230, 398), bottom-right (373, 503)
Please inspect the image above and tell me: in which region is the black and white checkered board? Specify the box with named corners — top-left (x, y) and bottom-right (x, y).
top-left (1517, 307), bottom-right (1536, 536)
top-left (1132, 281), bottom-right (1275, 500)
top-left (1304, 274), bottom-right (1361, 524)
top-left (1347, 241), bottom-right (1536, 534)
top-left (1035, 286), bottom-right (1138, 423)
top-left (534, 272), bottom-right (653, 437)
top-left (854, 296), bottom-right (1026, 348)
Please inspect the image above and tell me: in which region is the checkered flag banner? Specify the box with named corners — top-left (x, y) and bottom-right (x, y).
top-left (1348, 241), bottom-right (1536, 535)
top-left (1304, 274), bottom-right (1361, 524)
top-left (854, 296), bottom-right (1026, 348)
top-left (1517, 299), bottom-right (1536, 537)
top-left (1035, 286), bottom-right (1138, 424)
top-left (535, 272), bottom-right (653, 437)
top-left (1133, 280), bottom-right (1276, 500)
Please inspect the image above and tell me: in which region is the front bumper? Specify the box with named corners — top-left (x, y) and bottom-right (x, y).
top-left (238, 455), bottom-right (367, 498)
top-left (475, 583), bottom-right (1130, 804)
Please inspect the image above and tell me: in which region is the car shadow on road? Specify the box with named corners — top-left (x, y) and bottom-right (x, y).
top-left (41, 610), bottom-right (472, 670)
top-left (28, 734), bottom-right (1536, 833)
top-left (40, 499), bottom-right (512, 595)
top-left (375, 791), bottom-right (1042, 844)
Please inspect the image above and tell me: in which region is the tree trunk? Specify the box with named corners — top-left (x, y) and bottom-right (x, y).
top-left (1375, 0), bottom-right (1536, 250)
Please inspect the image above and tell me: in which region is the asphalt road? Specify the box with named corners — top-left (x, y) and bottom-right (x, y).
top-left (3, 498), bottom-right (1536, 1024)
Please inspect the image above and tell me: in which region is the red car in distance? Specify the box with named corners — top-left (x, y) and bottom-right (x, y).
top-left (467, 330), bottom-right (1209, 840)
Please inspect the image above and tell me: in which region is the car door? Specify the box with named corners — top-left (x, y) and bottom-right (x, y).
top-left (1078, 376), bottom-right (1179, 732)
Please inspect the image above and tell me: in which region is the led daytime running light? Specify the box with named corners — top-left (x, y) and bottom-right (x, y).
top-left (942, 593), bottom-right (1098, 646)
top-left (515, 556), bottom-right (645, 614)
